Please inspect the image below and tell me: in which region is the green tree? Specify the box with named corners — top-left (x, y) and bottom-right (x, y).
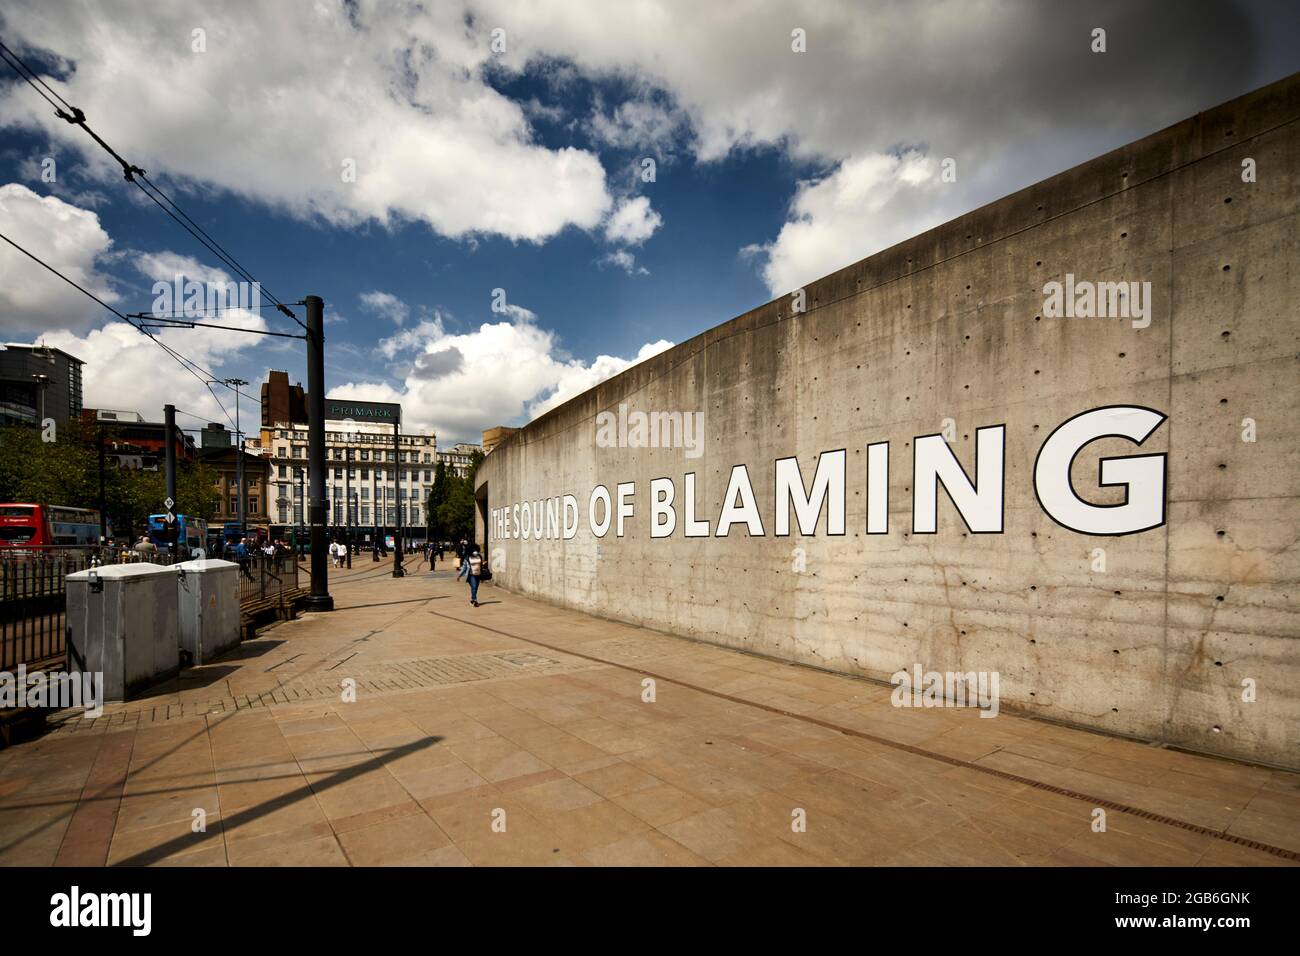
top-left (436, 475), bottom-right (475, 542)
top-left (0, 420), bottom-right (218, 541)
top-left (427, 459), bottom-right (448, 541)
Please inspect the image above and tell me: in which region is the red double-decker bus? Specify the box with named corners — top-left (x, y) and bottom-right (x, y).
top-left (0, 504), bottom-right (103, 548)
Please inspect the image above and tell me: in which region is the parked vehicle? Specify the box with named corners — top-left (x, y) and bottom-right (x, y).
top-left (0, 503), bottom-right (104, 549)
top-left (146, 513), bottom-right (210, 557)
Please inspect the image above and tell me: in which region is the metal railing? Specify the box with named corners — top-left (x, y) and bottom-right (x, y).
top-left (0, 546), bottom-right (303, 671)
top-left (0, 545), bottom-right (184, 671)
top-left (235, 553), bottom-right (301, 606)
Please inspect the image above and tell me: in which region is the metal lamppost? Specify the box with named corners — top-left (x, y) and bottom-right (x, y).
top-left (219, 378), bottom-right (249, 540)
top-left (303, 296), bottom-right (333, 611)
top-left (296, 466), bottom-right (305, 557)
top-left (343, 446), bottom-right (353, 569)
top-left (31, 373), bottom-right (50, 423)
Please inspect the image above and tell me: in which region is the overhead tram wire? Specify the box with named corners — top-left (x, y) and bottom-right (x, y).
top-left (0, 229), bottom-right (237, 432)
top-left (0, 37), bottom-right (307, 332)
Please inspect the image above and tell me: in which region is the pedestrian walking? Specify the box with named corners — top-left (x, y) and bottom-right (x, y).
top-left (466, 546), bottom-right (483, 607)
top-left (234, 537), bottom-right (253, 580)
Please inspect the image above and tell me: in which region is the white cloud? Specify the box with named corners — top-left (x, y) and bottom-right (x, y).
top-left (359, 291), bottom-right (410, 326)
top-left (331, 299), bottom-right (672, 442)
top-left (751, 151), bottom-right (959, 295)
top-left (0, 183), bottom-right (118, 333)
top-left (603, 196), bottom-right (662, 246)
top-left (473, 0), bottom-right (1257, 290)
top-left (0, 186), bottom-right (276, 420)
top-left (527, 339), bottom-right (673, 419)
top-left (134, 251), bottom-right (231, 287)
top-left (589, 96), bottom-right (685, 153)
top-left (43, 304), bottom-right (270, 424)
top-left (597, 249), bottom-right (649, 276)
top-left (0, 2), bottom-right (613, 244)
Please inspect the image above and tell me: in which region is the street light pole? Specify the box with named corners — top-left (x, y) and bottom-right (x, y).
top-left (392, 416), bottom-right (404, 577)
top-left (31, 373), bottom-right (49, 423)
top-left (224, 378), bottom-right (249, 539)
top-left (303, 296), bottom-right (333, 611)
top-left (344, 446), bottom-right (352, 569)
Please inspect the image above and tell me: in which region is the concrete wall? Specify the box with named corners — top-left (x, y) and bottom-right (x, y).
top-left (476, 75), bottom-right (1299, 769)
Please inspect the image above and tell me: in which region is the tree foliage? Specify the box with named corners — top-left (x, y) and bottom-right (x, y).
top-left (425, 452), bottom-right (484, 544)
top-left (0, 419), bottom-right (219, 540)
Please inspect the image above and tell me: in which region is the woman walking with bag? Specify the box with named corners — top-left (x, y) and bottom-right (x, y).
top-left (466, 547), bottom-right (483, 607)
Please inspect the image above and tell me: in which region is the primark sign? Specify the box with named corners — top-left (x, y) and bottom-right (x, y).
top-left (325, 399), bottom-right (400, 424)
top-left (491, 405), bottom-right (1169, 542)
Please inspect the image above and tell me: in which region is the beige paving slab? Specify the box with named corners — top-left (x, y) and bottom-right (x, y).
top-left (2, 566), bottom-right (1296, 867)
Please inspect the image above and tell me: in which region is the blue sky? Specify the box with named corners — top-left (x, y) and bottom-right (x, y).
top-left (0, 1), bottom-right (1296, 444)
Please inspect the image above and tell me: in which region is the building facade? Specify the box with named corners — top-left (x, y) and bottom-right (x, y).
top-left (481, 425), bottom-right (518, 455)
top-left (199, 425), bottom-right (270, 528)
top-left (436, 441), bottom-right (482, 479)
top-left (0, 342), bottom-right (84, 426)
top-left (83, 408), bottom-right (197, 469)
top-left (261, 421), bottom-right (437, 538)
top-left (260, 369), bottom-right (308, 429)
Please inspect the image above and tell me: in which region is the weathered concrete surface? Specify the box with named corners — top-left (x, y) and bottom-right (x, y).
top-left (476, 75), bottom-right (1300, 769)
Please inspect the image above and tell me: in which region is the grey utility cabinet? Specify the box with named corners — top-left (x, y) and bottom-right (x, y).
top-left (65, 563), bottom-right (179, 701)
top-left (175, 558), bottom-right (241, 665)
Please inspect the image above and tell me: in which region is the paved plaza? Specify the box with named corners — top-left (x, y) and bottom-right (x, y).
top-left (0, 564), bottom-right (1296, 867)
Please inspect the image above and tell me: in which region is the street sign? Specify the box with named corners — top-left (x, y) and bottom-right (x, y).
top-left (164, 497), bottom-right (174, 509)
top-left (324, 399), bottom-right (400, 424)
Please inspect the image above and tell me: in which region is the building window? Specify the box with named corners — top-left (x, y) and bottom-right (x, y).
top-left (249, 497), bottom-right (258, 513)
top-left (277, 447), bottom-right (286, 458)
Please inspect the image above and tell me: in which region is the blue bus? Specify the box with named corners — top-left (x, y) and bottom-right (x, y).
top-left (147, 513), bottom-right (209, 557)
